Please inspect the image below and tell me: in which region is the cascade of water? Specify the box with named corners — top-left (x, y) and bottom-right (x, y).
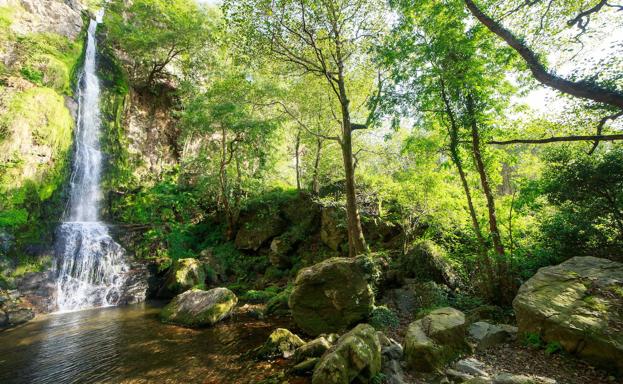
top-left (55, 12), bottom-right (128, 312)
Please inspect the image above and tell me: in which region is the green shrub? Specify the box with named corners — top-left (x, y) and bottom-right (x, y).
top-left (523, 332), bottom-right (543, 349)
top-left (240, 287), bottom-right (278, 303)
top-left (369, 305), bottom-right (399, 331)
top-left (265, 284), bottom-right (293, 315)
top-left (20, 66), bottom-right (44, 84)
top-left (545, 341), bottom-right (563, 356)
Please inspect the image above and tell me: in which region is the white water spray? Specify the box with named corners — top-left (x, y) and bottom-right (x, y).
top-left (55, 12), bottom-right (128, 312)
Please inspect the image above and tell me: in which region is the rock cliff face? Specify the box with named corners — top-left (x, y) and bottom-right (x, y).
top-left (121, 87), bottom-right (179, 181)
top-left (0, 0), bottom-right (85, 40)
top-left (0, 0), bottom-right (87, 288)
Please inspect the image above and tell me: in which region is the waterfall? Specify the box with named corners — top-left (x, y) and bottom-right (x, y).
top-left (55, 11), bottom-right (129, 312)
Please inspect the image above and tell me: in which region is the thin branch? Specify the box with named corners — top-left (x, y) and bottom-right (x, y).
top-left (275, 100), bottom-right (341, 142)
top-left (588, 110), bottom-right (623, 154)
top-left (489, 134), bottom-right (623, 145)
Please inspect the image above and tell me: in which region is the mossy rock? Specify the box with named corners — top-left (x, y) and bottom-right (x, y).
top-left (160, 288), bottom-right (237, 327)
top-left (257, 328), bottom-right (306, 359)
top-left (403, 307), bottom-right (469, 372)
top-left (159, 258), bottom-right (208, 297)
top-left (234, 209), bottom-right (286, 251)
top-left (311, 323), bottom-right (381, 384)
top-left (401, 240), bottom-right (459, 288)
top-left (319, 206), bottom-right (348, 253)
top-left (289, 256), bottom-right (375, 336)
top-left (293, 336), bottom-right (332, 363)
top-left (513, 256), bottom-right (623, 375)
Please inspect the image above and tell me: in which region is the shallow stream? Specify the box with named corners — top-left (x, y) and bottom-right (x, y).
top-left (0, 303), bottom-right (299, 384)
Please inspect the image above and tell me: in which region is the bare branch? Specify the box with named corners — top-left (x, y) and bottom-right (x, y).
top-left (489, 134), bottom-right (623, 145)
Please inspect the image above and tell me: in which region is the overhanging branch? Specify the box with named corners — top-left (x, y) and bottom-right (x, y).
top-left (464, 0), bottom-right (623, 110)
top-left (488, 134), bottom-right (623, 145)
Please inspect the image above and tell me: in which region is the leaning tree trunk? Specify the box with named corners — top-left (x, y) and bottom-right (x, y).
top-left (295, 129), bottom-right (302, 191)
top-left (219, 127), bottom-right (235, 240)
top-left (467, 95), bottom-right (518, 304)
top-left (440, 81), bottom-right (488, 256)
top-left (311, 138), bottom-right (322, 194)
top-left (467, 96), bottom-right (505, 258)
top-left (338, 78), bottom-right (367, 257)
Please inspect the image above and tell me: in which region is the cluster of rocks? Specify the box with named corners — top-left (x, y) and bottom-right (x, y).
top-left (256, 324), bottom-right (403, 384)
top-left (0, 289), bottom-right (34, 330)
top-left (277, 255), bottom-right (623, 383)
top-left (445, 358), bottom-right (557, 384)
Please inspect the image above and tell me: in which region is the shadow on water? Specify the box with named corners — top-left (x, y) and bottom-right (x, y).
top-left (0, 303), bottom-right (303, 384)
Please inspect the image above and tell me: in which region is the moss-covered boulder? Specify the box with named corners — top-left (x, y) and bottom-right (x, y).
top-left (234, 210), bottom-right (286, 251)
top-left (404, 307), bottom-right (469, 372)
top-left (312, 323), bottom-right (381, 384)
top-left (513, 256), bottom-right (623, 375)
top-left (320, 207), bottom-right (348, 253)
top-left (289, 257), bottom-right (375, 336)
top-left (160, 288), bottom-right (237, 327)
top-left (159, 258), bottom-right (208, 297)
top-left (256, 328), bottom-right (306, 359)
top-left (401, 240), bottom-right (459, 288)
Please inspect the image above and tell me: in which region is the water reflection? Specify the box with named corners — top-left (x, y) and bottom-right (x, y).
top-left (0, 303), bottom-right (298, 383)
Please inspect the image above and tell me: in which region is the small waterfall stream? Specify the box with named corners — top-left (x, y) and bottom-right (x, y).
top-left (55, 12), bottom-right (128, 312)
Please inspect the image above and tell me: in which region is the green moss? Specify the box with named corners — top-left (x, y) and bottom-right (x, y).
top-left (544, 341), bottom-right (563, 356)
top-left (583, 295), bottom-right (609, 312)
top-left (14, 31), bottom-right (84, 95)
top-left (0, 86), bottom-right (74, 251)
top-left (609, 284), bottom-right (623, 298)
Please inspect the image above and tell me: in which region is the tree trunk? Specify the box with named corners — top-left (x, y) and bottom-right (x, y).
top-left (295, 129), bottom-right (301, 191)
top-left (440, 81), bottom-right (487, 255)
top-left (338, 78), bottom-right (367, 257)
top-left (312, 138), bottom-right (322, 194)
top-left (467, 95), bottom-right (504, 259)
top-left (219, 127), bottom-right (234, 240)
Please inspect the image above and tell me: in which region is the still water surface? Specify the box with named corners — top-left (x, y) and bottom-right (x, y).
top-left (0, 303), bottom-right (294, 384)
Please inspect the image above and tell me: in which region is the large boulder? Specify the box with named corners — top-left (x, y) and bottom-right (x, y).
top-left (235, 210), bottom-right (286, 251)
top-left (159, 258), bottom-right (208, 298)
top-left (312, 324), bottom-right (381, 384)
top-left (403, 307), bottom-right (470, 372)
top-left (160, 288), bottom-right (237, 327)
top-left (16, 271), bottom-right (57, 313)
top-left (401, 240), bottom-right (459, 288)
top-left (289, 256), bottom-right (375, 336)
top-left (513, 256), bottom-right (623, 375)
top-left (468, 321), bottom-right (513, 351)
top-left (0, 290), bottom-right (35, 330)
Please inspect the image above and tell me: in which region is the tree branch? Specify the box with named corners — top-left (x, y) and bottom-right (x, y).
top-left (489, 134), bottom-right (623, 145)
top-left (464, 0), bottom-right (623, 110)
top-left (588, 110), bottom-right (623, 154)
